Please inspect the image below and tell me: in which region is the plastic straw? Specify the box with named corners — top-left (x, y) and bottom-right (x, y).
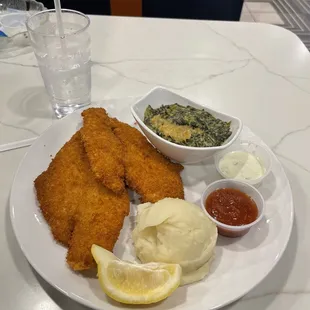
top-left (53, 0), bottom-right (66, 52)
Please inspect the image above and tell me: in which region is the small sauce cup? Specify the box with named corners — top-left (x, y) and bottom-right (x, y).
top-left (200, 179), bottom-right (265, 237)
top-left (214, 141), bottom-right (272, 186)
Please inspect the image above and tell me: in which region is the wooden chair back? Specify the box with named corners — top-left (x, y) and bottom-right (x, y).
top-left (110, 0), bottom-right (142, 16)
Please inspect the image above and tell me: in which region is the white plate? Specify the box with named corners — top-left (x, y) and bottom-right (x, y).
top-left (10, 101), bottom-right (293, 310)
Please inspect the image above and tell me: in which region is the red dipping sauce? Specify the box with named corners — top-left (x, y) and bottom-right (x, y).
top-left (205, 188), bottom-right (258, 226)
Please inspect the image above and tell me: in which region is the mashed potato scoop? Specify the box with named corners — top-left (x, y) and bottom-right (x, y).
top-left (133, 198), bottom-right (218, 285)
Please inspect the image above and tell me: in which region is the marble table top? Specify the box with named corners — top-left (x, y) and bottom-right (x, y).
top-left (1, 15), bottom-right (310, 310)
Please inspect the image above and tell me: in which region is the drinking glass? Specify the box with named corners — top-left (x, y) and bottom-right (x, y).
top-left (26, 9), bottom-right (91, 118)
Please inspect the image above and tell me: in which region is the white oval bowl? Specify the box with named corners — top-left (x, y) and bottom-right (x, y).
top-left (131, 86), bottom-right (243, 163)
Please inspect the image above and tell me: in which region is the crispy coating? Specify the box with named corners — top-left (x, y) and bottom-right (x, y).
top-left (34, 108), bottom-right (184, 271)
top-left (67, 187), bottom-right (129, 270)
top-left (34, 132), bottom-right (86, 246)
top-left (112, 120), bottom-right (184, 203)
top-left (35, 130), bottom-right (130, 270)
top-left (80, 108), bottom-right (125, 194)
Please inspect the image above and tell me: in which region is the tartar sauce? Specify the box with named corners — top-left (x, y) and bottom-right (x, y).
top-left (218, 151), bottom-right (265, 181)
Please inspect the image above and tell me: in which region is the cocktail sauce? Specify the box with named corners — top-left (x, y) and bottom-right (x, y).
top-left (205, 188), bottom-right (258, 226)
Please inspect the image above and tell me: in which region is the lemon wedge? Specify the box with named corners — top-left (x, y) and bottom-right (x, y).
top-left (91, 245), bottom-right (182, 304)
top-left (91, 244), bottom-right (118, 266)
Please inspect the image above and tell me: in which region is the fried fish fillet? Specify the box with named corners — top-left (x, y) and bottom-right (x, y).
top-left (35, 130), bottom-right (130, 270)
top-left (112, 120), bottom-right (184, 203)
top-left (34, 132), bottom-right (86, 246)
top-left (80, 108), bottom-right (125, 194)
top-left (66, 186), bottom-right (129, 270)
top-left (35, 107), bottom-right (183, 271)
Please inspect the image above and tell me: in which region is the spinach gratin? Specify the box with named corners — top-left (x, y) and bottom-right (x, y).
top-left (144, 103), bottom-right (232, 147)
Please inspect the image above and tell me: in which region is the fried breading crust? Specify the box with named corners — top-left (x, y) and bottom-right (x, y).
top-left (35, 108), bottom-right (184, 271)
top-left (66, 185), bottom-right (129, 270)
top-left (34, 132), bottom-right (86, 246)
top-left (35, 130), bottom-right (130, 270)
top-left (80, 108), bottom-right (125, 194)
top-left (112, 120), bottom-right (184, 203)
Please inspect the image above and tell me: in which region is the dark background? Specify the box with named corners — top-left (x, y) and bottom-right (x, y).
top-left (40, 0), bottom-right (244, 21)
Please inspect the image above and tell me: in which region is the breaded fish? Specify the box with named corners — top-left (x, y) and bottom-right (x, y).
top-left (112, 120), bottom-right (184, 203)
top-left (80, 108), bottom-right (125, 194)
top-left (35, 107), bottom-right (184, 271)
top-left (35, 130), bottom-right (130, 270)
top-left (34, 132), bottom-right (86, 246)
top-left (67, 186), bottom-right (129, 270)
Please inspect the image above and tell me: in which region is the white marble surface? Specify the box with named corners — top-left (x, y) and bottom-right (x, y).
top-left (1, 15), bottom-right (310, 310)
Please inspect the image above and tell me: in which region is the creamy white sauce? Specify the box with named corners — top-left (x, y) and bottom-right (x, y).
top-left (218, 151), bottom-right (265, 181)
